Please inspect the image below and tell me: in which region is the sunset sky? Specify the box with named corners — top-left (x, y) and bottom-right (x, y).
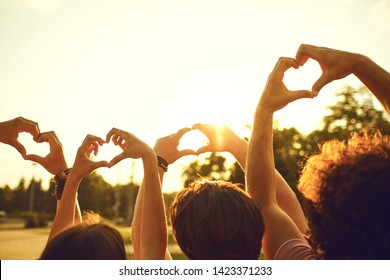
top-left (1, 0), bottom-right (389, 193)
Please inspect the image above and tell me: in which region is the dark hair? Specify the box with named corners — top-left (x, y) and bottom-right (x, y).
top-left (40, 213), bottom-right (126, 260)
top-left (299, 131), bottom-right (390, 259)
top-left (170, 179), bottom-right (264, 259)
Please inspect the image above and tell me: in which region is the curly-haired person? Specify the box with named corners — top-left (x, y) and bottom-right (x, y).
top-left (247, 44), bottom-right (390, 260)
top-left (298, 131), bottom-right (390, 259)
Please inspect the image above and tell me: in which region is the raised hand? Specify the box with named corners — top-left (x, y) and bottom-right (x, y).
top-left (259, 57), bottom-right (314, 114)
top-left (106, 128), bottom-right (153, 167)
top-left (296, 44), bottom-right (357, 96)
top-left (192, 123), bottom-right (241, 154)
top-left (0, 117), bottom-right (40, 156)
top-left (296, 44), bottom-right (390, 113)
top-left (24, 131), bottom-right (68, 175)
top-left (72, 134), bottom-right (109, 178)
top-left (153, 127), bottom-right (196, 164)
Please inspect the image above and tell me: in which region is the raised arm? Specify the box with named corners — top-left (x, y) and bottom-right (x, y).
top-left (145, 128), bottom-right (195, 259)
top-left (24, 131), bottom-right (82, 224)
top-left (106, 128), bottom-right (166, 260)
top-left (296, 44), bottom-right (390, 113)
top-left (47, 134), bottom-right (109, 243)
top-left (193, 123), bottom-right (308, 233)
top-left (246, 58), bottom-right (313, 259)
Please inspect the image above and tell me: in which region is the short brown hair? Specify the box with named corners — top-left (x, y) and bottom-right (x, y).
top-left (299, 131), bottom-right (390, 259)
top-left (40, 212), bottom-right (126, 260)
top-left (170, 179), bottom-right (264, 259)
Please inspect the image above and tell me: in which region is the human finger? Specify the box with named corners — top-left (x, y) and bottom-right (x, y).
top-left (17, 117), bottom-right (41, 141)
top-left (179, 149), bottom-right (196, 158)
top-left (288, 89), bottom-right (315, 102)
top-left (173, 127), bottom-right (192, 142)
top-left (312, 73), bottom-right (331, 96)
top-left (90, 160), bottom-right (109, 170)
top-left (196, 145), bottom-right (212, 155)
top-left (36, 131), bottom-right (63, 152)
top-left (37, 131), bottom-right (61, 144)
top-left (272, 57), bottom-right (299, 80)
top-left (89, 142), bottom-right (100, 156)
top-left (192, 123), bottom-right (206, 131)
top-left (192, 123), bottom-right (212, 137)
top-left (117, 137), bottom-right (126, 149)
top-left (109, 152), bottom-right (127, 167)
top-left (11, 140), bottom-right (27, 156)
top-left (24, 154), bottom-right (45, 165)
top-left (106, 128), bottom-right (122, 143)
top-left (295, 44), bottom-right (319, 66)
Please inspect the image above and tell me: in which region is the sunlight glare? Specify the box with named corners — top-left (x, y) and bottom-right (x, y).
top-left (178, 129), bottom-right (209, 152)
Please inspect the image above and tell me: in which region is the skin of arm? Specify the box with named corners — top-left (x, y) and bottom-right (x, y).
top-left (296, 44), bottom-right (390, 113)
top-left (150, 128), bottom-right (196, 260)
top-left (193, 123), bottom-right (308, 233)
top-left (246, 57), bottom-right (313, 259)
top-left (106, 128), bottom-right (167, 260)
top-left (47, 134), bottom-right (109, 243)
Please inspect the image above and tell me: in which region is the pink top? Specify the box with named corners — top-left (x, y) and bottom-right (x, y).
top-left (274, 238), bottom-right (317, 260)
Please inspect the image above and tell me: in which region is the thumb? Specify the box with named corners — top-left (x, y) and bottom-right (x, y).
top-left (11, 141), bottom-right (26, 157)
top-left (179, 149), bottom-right (196, 158)
top-left (109, 153), bottom-right (127, 168)
top-left (196, 145), bottom-right (211, 155)
top-left (24, 154), bottom-right (45, 165)
top-left (91, 160), bottom-right (109, 170)
top-left (289, 90), bottom-right (315, 103)
top-left (312, 74), bottom-right (330, 96)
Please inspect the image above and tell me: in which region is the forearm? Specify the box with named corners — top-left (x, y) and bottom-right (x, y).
top-left (246, 107), bottom-right (276, 206)
top-left (48, 174), bottom-right (81, 242)
top-left (139, 153), bottom-right (167, 260)
top-left (354, 54), bottom-right (390, 114)
top-left (275, 171), bottom-right (308, 234)
top-left (132, 176), bottom-right (145, 260)
top-left (228, 137), bottom-right (248, 170)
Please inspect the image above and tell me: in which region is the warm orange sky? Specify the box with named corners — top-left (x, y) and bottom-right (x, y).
top-left (1, 0), bottom-right (390, 192)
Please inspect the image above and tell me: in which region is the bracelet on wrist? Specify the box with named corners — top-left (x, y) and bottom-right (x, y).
top-left (157, 156), bottom-right (168, 172)
top-left (53, 168), bottom-right (72, 200)
top-left (54, 179), bottom-right (66, 200)
top-left (54, 168), bottom-right (72, 182)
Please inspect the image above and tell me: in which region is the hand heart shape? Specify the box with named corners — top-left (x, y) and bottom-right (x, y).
top-left (177, 129), bottom-right (209, 152)
top-left (88, 140), bottom-right (124, 166)
top-left (283, 58), bottom-right (322, 92)
top-left (18, 132), bottom-right (50, 160)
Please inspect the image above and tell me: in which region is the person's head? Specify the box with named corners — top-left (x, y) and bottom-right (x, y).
top-left (170, 179), bottom-right (264, 259)
top-left (40, 212), bottom-right (126, 260)
top-left (298, 131), bottom-right (390, 259)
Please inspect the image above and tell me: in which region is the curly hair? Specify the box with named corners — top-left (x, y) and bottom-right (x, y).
top-left (170, 179), bottom-right (264, 260)
top-left (40, 212), bottom-right (126, 260)
top-left (298, 131), bottom-right (390, 259)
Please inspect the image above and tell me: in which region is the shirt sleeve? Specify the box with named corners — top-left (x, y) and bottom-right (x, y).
top-left (274, 238), bottom-right (317, 260)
